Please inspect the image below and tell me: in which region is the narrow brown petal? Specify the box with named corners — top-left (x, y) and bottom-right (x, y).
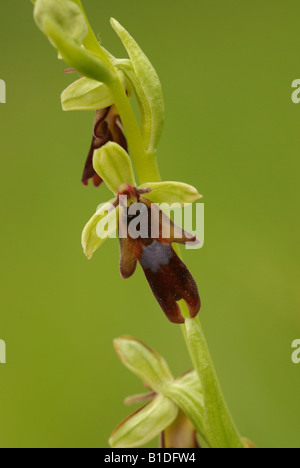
top-left (119, 203), bottom-right (141, 278)
top-left (141, 197), bottom-right (197, 244)
top-left (119, 237), bottom-right (139, 279)
top-left (92, 173), bottom-right (102, 187)
top-left (124, 392), bottom-right (156, 405)
top-left (81, 109), bottom-right (109, 186)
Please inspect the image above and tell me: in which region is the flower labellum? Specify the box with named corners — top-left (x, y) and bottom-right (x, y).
top-left (82, 106), bottom-right (127, 186)
top-left (118, 185), bottom-right (201, 324)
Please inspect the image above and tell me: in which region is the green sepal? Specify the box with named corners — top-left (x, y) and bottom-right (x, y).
top-left (61, 69), bottom-right (128, 111)
top-left (82, 201), bottom-right (117, 260)
top-left (93, 142), bottom-right (136, 195)
top-left (140, 181), bottom-right (202, 205)
top-left (111, 19), bottom-right (165, 152)
top-left (61, 77), bottom-right (113, 111)
top-left (109, 394), bottom-right (178, 448)
top-left (114, 336), bottom-right (174, 393)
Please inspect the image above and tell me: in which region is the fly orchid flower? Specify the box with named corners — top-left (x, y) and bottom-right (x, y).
top-left (61, 69), bottom-right (129, 187)
top-left (110, 336), bottom-right (203, 448)
top-left (82, 142), bottom-right (202, 324)
top-left (82, 106), bottom-right (127, 187)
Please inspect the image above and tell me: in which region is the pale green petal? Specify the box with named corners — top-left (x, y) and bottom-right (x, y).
top-left (111, 19), bottom-right (164, 152)
top-left (93, 142), bottom-right (136, 195)
top-left (61, 77), bottom-right (113, 111)
top-left (139, 181), bottom-right (202, 205)
top-left (114, 336), bottom-right (174, 393)
top-left (109, 395), bottom-right (178, 448)
top-left (81, 201), bottom-right (117, 259)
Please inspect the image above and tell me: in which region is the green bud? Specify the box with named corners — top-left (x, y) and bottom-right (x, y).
top-left (82, 201), bottom-right (117, 260)
top-left (111, 18), bottom-right (165, 152)
top-left (114, 336), bottom-right (174, 393)
top-left (140, 181), bottom-right (202, 205)
top-left (34, 0), bottom-right (113, 85)
top-left (93, 142), bottom-right (136, 195)
top-left (34, 0), bottom-right (88, 46)
top-left (109, 394), bottom-right (178, 448)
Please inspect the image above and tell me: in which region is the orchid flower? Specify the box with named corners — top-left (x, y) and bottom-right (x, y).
top-left (110, 336), bottom-right (203, 448)
top-left (81, 142), bottom-right (202, 323)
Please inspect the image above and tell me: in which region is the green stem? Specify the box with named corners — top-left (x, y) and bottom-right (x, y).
top-left (184, 317), bottom-right (243, 448)
top-left (108, 80), bottom-right (161, 184)
top-left (70, 0), bottom-right (108, 57)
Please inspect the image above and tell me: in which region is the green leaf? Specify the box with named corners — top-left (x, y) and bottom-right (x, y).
top-left (111, 19), bottom-right (165, 152)
top-left (109, 394), bottom-right (178, 448)
top-left (140, 181), bottom-right (202, 205)
top-left (93, 142), bottom-right (136, 195)
top-left (81, 201), bottom-right (117, 259)
top-left (114, 336), bottom-right (174, 393)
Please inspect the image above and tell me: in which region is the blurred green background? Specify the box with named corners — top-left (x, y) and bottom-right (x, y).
top-left (0, 0), bottom-right (299, 448)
